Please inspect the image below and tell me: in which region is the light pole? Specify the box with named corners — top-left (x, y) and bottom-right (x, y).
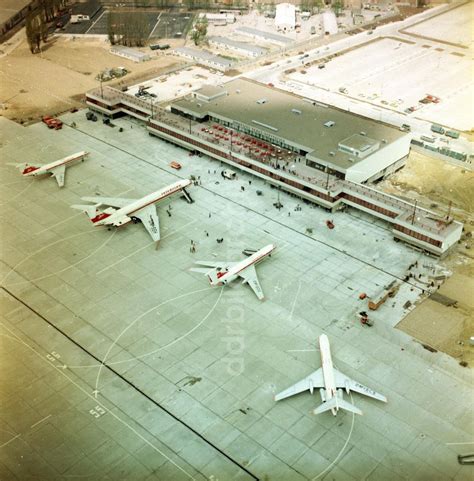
top-left (411, 199), bottom-right (417, 225)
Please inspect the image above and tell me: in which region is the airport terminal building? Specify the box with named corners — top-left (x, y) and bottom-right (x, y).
top-left (170, 79), bottom-right (411, 184)
top-left (85, 80), bottom-right (462, 256)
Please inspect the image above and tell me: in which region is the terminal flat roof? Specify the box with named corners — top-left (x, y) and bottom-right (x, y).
top-left (340, 133), bottom-right (379, 155)
top-left (171, 78), bottom-right (406, 170)
top-left (195, 84), bottom-right (226, 99)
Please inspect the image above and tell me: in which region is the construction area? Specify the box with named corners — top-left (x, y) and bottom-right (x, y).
top-left (0, 1), bottom-right (473, 480)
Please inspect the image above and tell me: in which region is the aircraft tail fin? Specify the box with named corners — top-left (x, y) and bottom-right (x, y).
top-left (7, 162), bottom-right (25, 169)
top-left (313, 397), bottom-right (362, 416)
top-left (71, 204), bottom-right (98, 219)
top-left (206, 269), bottom-right (220, 285)
top-left (7, 162), bottom-right (38, 175)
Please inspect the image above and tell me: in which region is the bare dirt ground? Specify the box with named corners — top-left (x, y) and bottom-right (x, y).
top-left (380, 150), bottom-right (474, 365)
top-left (381, 150), bottom-right (474, 215)
top-left (0, 34), bottom-right (184, 123)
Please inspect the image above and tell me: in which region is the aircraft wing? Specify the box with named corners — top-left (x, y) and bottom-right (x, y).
top-left (81, 196), bottom-right (135, 208)
top-left (275, 368), bottom-right (324, 401)
top-left (50, 164), bottom-right (66, 187)
top-left (239, 265), bottom-right (264, 300)
top-left (334, 369), bottom-right (387, 402)
top-left (134, 205), bottom-right (160, 242)
top-left (194, 261), bottom-right (236, 269)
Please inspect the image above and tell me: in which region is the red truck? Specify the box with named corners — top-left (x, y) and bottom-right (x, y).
top-left (42, 116), bottom-right (63, 130)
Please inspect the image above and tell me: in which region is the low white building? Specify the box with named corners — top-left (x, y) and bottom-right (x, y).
top-left (199, 13), bottom-right (235, 25)
top-left (322, 11), bottom-right (338, 35)
top-left (109, 46), bottom-right (150, 63)
top-left (235, 26), bottom-right (293, 46)
top-left (173, 47), bottom-right (232, 71)
top-left (208, 36), bottom-right (266, 58)
top-left (275, 3), bottom-right (296, 32)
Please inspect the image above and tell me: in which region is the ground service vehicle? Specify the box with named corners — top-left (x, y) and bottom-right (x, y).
top-left (42, 116), bottom-right (63, 130)
top-left (445, 130), bottom-right (460, 139)
top-left (223, 169), bottom-right (237, 179)
top-left (431, 124), bottom-right (445, 135)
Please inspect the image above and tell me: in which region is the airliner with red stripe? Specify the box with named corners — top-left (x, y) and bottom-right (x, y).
top-left (9, 151), bottom-right (89, 187)
top-left (71, 179), bottom-right (192, 243)
top-left (275, 334), bottom-right (387, 416)
top-left (191, 244), bottom-right (275, 300)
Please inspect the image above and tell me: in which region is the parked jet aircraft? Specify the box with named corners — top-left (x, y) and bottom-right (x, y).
top-left (71, 180), bottom-right (192, 243)
top-left (275, 334), bottom-right (387, 415)
top-left (191, 244), bottom-right (275, 300)
top-left (9, 151), bottom-right (89, 187)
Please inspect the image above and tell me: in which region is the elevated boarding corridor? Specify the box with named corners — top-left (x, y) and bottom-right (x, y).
top-left (86, 87), bottom-right (463, 256)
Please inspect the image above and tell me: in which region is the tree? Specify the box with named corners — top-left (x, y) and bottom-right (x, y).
top-left (25, 0), bottom-right (72, 53)
top-left (109, 11), bottom-right (149, 47)
top-left (107, 11), bottom-right (116, 45)
top-left (301, 0), bottom-right (311, 12)
top-left (332, 0), bottom-right (344, 17)
top-left (25, 12), bottom-right (44, 53)
top-left (311, 0), bottom-right (324, 14)
top-left (38, 0), bottom-right (65, 22)
top-left (191, 18), bottom-right (207, 46)
top-left (40, 11), bottom-right (49, 42)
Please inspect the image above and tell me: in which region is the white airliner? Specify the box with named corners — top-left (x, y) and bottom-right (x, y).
top-left (275, 334), bottom-right (387, 415)
top-left (71, 179), bottom-right (192, 243)
top-left (191, 244), bottom-right (275, 300)
top-left (9, 151), bottom-right (89, 187)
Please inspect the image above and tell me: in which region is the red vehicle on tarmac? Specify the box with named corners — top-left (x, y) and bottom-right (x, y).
top-left (42, 116), bottom-right (63, 130)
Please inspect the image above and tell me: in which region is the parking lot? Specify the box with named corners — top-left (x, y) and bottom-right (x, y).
top-left (0, 112), bottom-right (472, 480)
top-left (149, 12), bottom-right (195, 40)
top-left (86, 10), bottom-right (160, 38)
top-left (63, 9), bottom-right (194, 41)
top-left (288, 36), bottom-right (472, 131)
